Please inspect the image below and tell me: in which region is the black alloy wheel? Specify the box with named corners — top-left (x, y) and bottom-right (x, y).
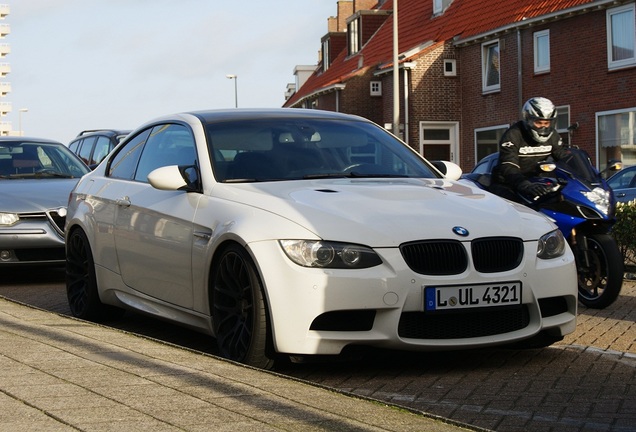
top-left (65, 229), bottom-right (124, 321)
top-left (211, 244), bottom-right (273, 369)
top-left (576, 233), bottom-right (623, 309)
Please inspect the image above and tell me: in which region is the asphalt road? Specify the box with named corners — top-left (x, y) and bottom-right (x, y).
top-left (1, 267), bottom-right (634, 432)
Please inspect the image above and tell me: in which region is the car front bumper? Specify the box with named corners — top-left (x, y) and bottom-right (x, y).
top-left (0, 214), bottom-right (66, 265)
top-left (250, 240), bottom-right (578, 356)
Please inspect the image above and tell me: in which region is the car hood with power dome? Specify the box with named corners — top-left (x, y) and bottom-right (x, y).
top-left (213, 177), bottom-right (554, 246)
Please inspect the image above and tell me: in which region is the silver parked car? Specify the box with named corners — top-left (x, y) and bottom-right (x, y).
top-left (0, 137), bottom-right (90, 265)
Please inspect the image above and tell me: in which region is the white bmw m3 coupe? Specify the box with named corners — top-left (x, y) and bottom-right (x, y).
top-left (65, 108), bottom-right (577, 369)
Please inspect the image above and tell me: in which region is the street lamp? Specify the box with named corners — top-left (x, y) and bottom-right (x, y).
top-left (226, 74), bottom-right (238, 108)
top-left (18, 108), bottom-right (28, 137)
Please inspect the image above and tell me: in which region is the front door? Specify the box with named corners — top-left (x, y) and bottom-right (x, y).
top-left (419, 122), bottom-right (459, 164)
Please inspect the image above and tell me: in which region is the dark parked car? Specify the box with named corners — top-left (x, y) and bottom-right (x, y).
top-left (68, 129), bottom-right (130, 168)
top-left (0, 137), bottom-right (90, 265)
top-left (607, 165), bottom-right (636, 203)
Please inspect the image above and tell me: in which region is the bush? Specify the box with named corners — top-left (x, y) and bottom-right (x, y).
top-left (612, 200), bottom-right (636, 269)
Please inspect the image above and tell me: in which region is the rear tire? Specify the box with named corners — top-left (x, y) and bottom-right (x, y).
top-left (210, 244), bottom-right (274, 369)
top-left (574, 233), bottom-right (623, 309)
top-left (66, 229), bottom-right (124, 322)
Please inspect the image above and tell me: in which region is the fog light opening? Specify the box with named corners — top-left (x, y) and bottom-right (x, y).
top-left (1, 250), bottom-right (16, 261)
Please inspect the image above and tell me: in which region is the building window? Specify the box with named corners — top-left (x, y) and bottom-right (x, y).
top-left (444, 59), bottom-right (456, 76)
top-left (597, 108), bottom-right (636, 169)
top-left (475, 125), bottom-right (507, 162)
top-left (607, 4), bottom-right (635, 70)
top-left (370, 81), bottom-right (382, 96)
top-left (433, 0), bottom-right (452, 15)
top-left (482, 40), bottom-right (500, 93)
top-left (555, 105), bottom-right (571, 146)
top-left (534, 30), bottom-right (550, 73)
top-left (322, 39), bottom-right (330, 72)
top-left (348, 17), bottom-right (361, 55)
top-left (433, 0), bottom-right (443, 14)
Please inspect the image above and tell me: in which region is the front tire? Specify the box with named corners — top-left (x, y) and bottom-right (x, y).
top-left (211, 244), bottom-right (274, 369)
top-left (574, 233), bottom-right (623, 309)
top-left (66, 228), bottom-right (124, 321)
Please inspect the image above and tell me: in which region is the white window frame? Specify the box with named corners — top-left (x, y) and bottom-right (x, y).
top-left (606, 4), bottom-right (636, 70)
top-left (419, 121), bottom-right (459, 163)
top-left (348, 17), bottom-right (361, 56)
top-left (370, 81), bottom-right (382, 96)
top-left (534, 30), bottom-right (550, 73)
top-left (444, 59), bottom-right (457, 76)
top-left (433, 0), bottom-right (443, 15)
top-left (482, 40), bottom-right (500, 93)
top-left (474, 124), bottom-right (508, 163)
top-left (322, 39), bottom-right (330, 72)
top-left (596, 107), bottom-right (636, 168)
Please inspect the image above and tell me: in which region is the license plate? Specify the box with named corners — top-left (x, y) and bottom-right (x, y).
top-left (424, 282), bottom-right (522, 311)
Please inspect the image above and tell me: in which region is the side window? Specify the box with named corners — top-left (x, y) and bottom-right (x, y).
top-left (68, 140), bottom-right (80, 153)
top-left (109, 129), bottom-right (151, 179)
top-left (92, 136), bottom-right (113, 165)
top-left (134, 123), bottom-right (196, 182)
top-left (77, 137), bottom-right (95, 165)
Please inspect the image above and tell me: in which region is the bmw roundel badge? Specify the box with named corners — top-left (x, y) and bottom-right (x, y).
top-left (452, 226), bottom-right (469, 237)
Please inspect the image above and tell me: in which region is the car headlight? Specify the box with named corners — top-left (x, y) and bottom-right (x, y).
top-left (0, 212), bottom-right (19, 226)
top-left (537, 229), bottom-right (566, 259)
top-left (279, 240), bottom-right (382, 269)
top-left (582, 187), bottom-right (610, 215)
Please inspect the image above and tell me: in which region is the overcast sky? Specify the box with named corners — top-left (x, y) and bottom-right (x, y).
top-left (6, 0), bottom-right (335, 143)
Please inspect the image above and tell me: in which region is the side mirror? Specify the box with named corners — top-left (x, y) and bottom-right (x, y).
top-left (148, 165), bottom-right (199, 192)
top-left (431, 160), bottom-right (463, 180)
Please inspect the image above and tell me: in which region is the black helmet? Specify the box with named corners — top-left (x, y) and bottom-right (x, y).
top-left (522, 97), bottom-right (557, 143)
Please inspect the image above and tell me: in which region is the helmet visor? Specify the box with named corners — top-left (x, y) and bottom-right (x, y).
top-left (528, 118), bottom-right (556, 137)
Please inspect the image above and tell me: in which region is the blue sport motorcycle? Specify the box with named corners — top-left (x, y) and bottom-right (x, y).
top-left (463, 147), bottom-right (623, 309)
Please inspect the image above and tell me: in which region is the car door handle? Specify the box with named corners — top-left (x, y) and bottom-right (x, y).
top-left (616, 192), bottom-right (626, 197)
top-left (116, 196), bottom-right (131, 207)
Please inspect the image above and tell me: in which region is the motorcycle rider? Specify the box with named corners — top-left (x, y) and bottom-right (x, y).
top-left (491, 97), bottom-right (570, 202)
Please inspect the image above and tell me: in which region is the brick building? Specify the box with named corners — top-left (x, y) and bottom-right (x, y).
top-left (283, 0), bottom-right (636, 172)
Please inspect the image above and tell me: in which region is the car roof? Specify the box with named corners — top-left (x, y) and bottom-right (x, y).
top-left (0, 136), bottom-right (64, 146)
top-left (74, 129), bottom-right (131, 138)
top-left (175, 108), bottom-right (371, 124)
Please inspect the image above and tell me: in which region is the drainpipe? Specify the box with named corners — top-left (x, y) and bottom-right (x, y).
top-left (403, 67), bottom-right (409, 145)
top-left (517, 28), bottom-right (523, 113)
top-left (393, 0), bottom-right (400, 138)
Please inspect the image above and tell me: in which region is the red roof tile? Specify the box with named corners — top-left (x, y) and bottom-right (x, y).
top-left (284, 0), bottom-right (598, 107)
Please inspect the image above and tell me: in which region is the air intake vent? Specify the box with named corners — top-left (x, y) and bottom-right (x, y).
top-left (471, 237), bottom-right (523, 273)
top-left (400, 240), bottom-right (467, 275)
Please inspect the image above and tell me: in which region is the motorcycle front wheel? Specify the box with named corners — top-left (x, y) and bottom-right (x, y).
top-left (574, 233), bottom-right (623, 309)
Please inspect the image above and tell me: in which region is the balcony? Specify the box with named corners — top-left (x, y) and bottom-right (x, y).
top-left (0, 121), bottom-right (11, 134)
top-left (0, 101), bottom-right (10, 115)
top-left (0, 44), bottom-right (10, 57)
top-left (0, 62), bottom-right (9, 77)
top-left (0, 5), bottom-right (9, 19)
top-left (0, 81), bottom-right (10, 96)
top-left (0, 24), bottom-right (9, 38)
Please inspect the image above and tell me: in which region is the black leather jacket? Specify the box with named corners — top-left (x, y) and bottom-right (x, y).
top-left (494, 121), bottom-right (569, 189)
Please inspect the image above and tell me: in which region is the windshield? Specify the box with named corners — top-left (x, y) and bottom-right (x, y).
top-left (206, 118), bottom-right (440, 182)
top-left (555, 148), bottom-right (601, 184)
top-left (0, 142), bottom-right (90, 179)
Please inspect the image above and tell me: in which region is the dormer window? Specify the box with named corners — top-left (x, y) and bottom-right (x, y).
top-left (348, 17), bottom-right (361, 56)
top-left (322, 39), bottom-right (330, 72)
top-left (433, 0), bottom-right (453, 15)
